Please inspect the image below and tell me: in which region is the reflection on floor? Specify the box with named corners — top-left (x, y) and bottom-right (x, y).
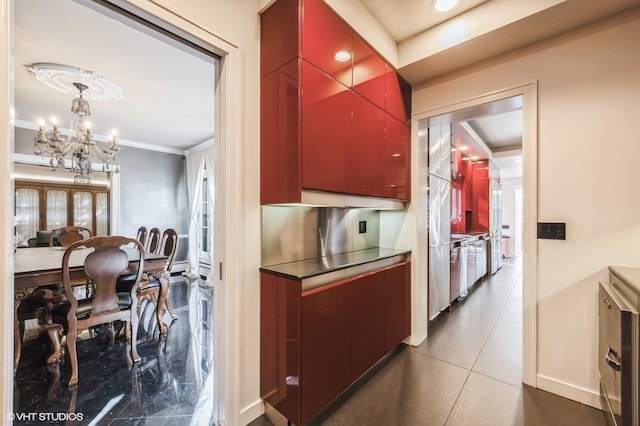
top-left (14, 277), bottom-right (214, 425)
top-left (251, 256), bottom-right (608, 426)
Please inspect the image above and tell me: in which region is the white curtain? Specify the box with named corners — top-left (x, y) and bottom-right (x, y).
top-left (46, 189), bottom-right (68, 230)
top-left (73, 191), bottom-right (93, 230)
top-left (15, 188), bottom-right (39, 245)
top-left (204, 145), bottom-right (216, 285)
top-left (96, 192), bottom-right (108, 235)
top-left (186, 150), bottom-right (206, 278)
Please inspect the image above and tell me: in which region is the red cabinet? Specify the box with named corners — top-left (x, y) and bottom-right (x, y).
top-left (386, 66), bottom-right (412, 125)
top-left (384, 114), bottom-right (411, 200)
top-left (351, 92), bottom-right (385, 196)
top-left (301, 61), bottom-right (351, 193)
top-left (301, 0), bottom-right (353, 87)
top-left (352, 33), bottom-right (386, 108)
top-left (261, 0), bottom-right (411, 204)
top-left (302, 280), bottom-right (353, 421)
top-left (384, 261), bottom-right (411, 352)
top-left (260, 261), bottom-right (411, 425)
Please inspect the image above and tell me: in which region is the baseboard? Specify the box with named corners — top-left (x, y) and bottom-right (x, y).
top-left (240, 399), bottom-right (265, 426)
top-left (536, 374), bottom-right (603, 409)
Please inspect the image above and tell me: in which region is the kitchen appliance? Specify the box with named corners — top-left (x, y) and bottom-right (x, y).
top-left (599, 268), bottom-right (640, 426)
top-left (488, 168), bottom-right (502, 275)
top-left (427, 121), bottom-right (451, 321)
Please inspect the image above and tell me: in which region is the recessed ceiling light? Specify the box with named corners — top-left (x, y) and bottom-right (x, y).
top-left (433, 0), bottom-right (458, 12)
top-left (334, 51), bottom-right (351, 62)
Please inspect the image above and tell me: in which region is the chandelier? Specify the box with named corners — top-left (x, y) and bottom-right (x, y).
top-left (33, 81), bottom-right (121, 184)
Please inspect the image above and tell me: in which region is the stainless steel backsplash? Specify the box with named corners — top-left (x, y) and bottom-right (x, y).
top-left (261, 206), bottom-right (380, 266)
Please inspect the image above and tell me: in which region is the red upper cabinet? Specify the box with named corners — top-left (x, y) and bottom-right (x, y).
top-left (301, 61), bottom-right (351, 193)
top-left (261, 0), bottom-right (299, 79)
top-left (384, 114), bottom-right (410, 200)
top-left (261, 0), bottom-right (411, 203)
top-left (261, 59), bottom-right (301, 204)
top-left (352, 33), bottom-right (386, 108)
top-left (386, 66), bottom-right (412, 125)
top-left (301, 0), bottom-right (353, 87)
top-left (351, 93), bottom-right (385, 196)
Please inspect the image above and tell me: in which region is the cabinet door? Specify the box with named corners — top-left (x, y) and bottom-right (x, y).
top-left (260, 0), bottom-right (299, 78)
top-left (351, 93), bottom-right (385, 196)
top-left (261, 60), bottom-right (301, 204)
top-left (351, 272), bottom-right (385, 380)
top-left (385, 67), bottom-right (411, 124)
top-left (352, 33), bottom-right (385, 108)
top-left (301, 60), bottom-right (351, 193)
top-left (384, 114), bottom-right (410, 200)
top-left (301, 0), bottom-right (353, 87)
top-left (384, 262), bottom-right (411, 353)
top-left (301, 279), bottom-right (353, 423)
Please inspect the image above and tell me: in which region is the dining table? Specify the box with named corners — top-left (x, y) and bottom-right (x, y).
top-left (13, 245), bottom-right (171, 374)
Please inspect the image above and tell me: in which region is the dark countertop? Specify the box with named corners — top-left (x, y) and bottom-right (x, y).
top-left (609, 266), bottom-right (640, 297)
top-left (260, 247), bottom-right (411, 280)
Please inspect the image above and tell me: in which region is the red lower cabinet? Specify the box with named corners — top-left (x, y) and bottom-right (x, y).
top-left (261, 261), bottom-right (411, 425)
top-left (301, 280), bottom-right (354, 422)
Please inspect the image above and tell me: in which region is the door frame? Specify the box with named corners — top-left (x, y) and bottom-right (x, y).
top-left (411, 83), bottom-right (538, 386)
top-left (1, 0), bottom-right (243, 423)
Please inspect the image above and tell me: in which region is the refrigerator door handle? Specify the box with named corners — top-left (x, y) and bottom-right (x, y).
top-left (605, 348), bottom-right (621, 372)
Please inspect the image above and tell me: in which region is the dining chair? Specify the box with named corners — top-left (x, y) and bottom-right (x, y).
top-left (136, 226), bottom-right (148, 250)
top-left (51, 236), bottom-right (145, 387)
top-left (117, 229), bottom-right (179, 339)
top-left (146, 227), bottom-right (161, 253)
top-left (16, 287), bottom-right (65, 365)
top-left (49, 226), bottom-right (92, 247)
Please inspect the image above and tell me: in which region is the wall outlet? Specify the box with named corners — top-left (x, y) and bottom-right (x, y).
top-left (358, 220), bottom-right (367, 234)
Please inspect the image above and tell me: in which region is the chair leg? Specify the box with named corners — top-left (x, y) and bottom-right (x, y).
top-left (45, 324), bottom-right (62, 365)
top-left (164, 293), bottom-right (178, 321)
top-left (67, 319), bottom-right (79, 387)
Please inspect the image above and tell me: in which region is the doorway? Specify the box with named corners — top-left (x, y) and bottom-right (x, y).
top-left (9, 0), bottom-right (227, 423)
top-left (414, 84), bottom-right (538, 386)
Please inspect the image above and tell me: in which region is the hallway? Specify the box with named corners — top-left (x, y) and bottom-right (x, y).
top-left (255, 257), bottom-right (607, 425)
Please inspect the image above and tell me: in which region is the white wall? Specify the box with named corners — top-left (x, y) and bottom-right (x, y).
top-left (412, 10), bottom-right (640, 407)
top-left (1, 0), bottom-right (263, 424)
top-left (501, 177), bottom-right (522, 257)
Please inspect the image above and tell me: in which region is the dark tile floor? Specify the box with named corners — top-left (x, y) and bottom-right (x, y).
top-left (252, 257), bottom-right (609, 426)
top-left (14, 277), bottom-right (214, 425)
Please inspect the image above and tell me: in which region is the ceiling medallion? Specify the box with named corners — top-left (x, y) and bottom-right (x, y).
top-left (25, 62), bottom-right (124, 101)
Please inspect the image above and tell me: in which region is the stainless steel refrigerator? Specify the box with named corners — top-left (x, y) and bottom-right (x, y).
top-left (427, 122), bottom-right (451, 321)
top-left (489, 168), bottom-right (502, 275)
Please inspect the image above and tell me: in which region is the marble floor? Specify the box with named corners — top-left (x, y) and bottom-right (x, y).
top-left (13, 277), bottom-right (214, 425)
top-left (252, 256), bottom-right (608, 426)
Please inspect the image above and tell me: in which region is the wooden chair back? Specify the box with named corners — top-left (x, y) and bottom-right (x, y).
top-left (60, 236), bottom-right (144, 386)
top-left (147, 228), bottom-right (161, 254)
top-left (136, 226), bottom-right (148, 249)
top-left (158, 229), bottom-right (179, 273)
top-left (50, 226), bottom-right (92, 247)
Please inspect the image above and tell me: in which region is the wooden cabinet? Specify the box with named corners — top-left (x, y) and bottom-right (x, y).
top-left (260, 261), bottom-right (411, 425)
top-left (260, 0), bottom-right (411, 204)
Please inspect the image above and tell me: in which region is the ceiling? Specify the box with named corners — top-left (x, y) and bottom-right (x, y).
top-left (14, 0), bottom-right (215, 154)
top-left (14, 0), bottom-right (640, 177)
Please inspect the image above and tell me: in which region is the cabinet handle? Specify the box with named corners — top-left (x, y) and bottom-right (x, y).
top-left (605, 348), bottom-right (621, 372)
top-left (603, 296), bottom-right (611, 310)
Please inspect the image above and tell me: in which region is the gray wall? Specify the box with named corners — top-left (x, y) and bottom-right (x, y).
top-left (14, 127), bottom-right (189, 239)
top-left (117, 146), bottom-right (188, 238)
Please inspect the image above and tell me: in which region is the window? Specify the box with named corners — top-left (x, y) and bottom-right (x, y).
top-left (199, 170), bottom-right (212, 265)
